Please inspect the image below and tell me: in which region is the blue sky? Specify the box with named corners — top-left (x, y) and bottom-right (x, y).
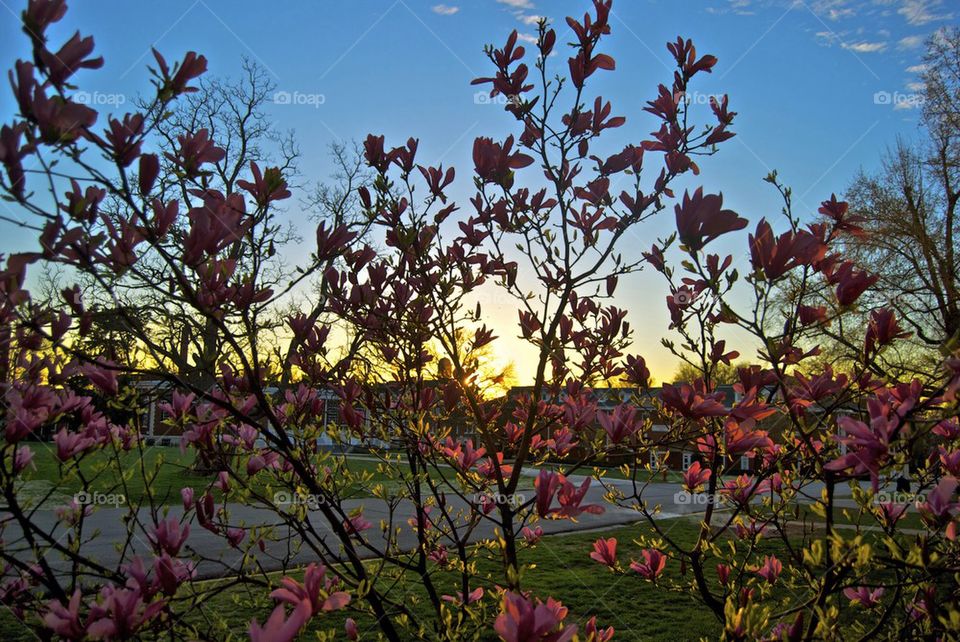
top-left (0, 0), bottom-right (952, 382)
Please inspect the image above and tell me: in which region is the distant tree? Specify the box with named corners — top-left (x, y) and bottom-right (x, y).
top-left (671, 359), bottom-right (745, 385)
top-left (832, 29), bottom-right (959, 349)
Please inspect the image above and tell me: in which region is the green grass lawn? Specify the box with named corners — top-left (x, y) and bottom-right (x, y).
top-left (542, 461), bottom-right (686, 484)
top-left (793, 503), bottom-right (929, 531)
top-left (15, 444), bottom-right (201, 507)
top-left (13, 448), bottom-right (529, 507)
top-left (13, 447), bottom-right (419, 507)
top-left (0, 517), bottom-right (725, 641)
top-left (0, 509), bottom-right (929, 640)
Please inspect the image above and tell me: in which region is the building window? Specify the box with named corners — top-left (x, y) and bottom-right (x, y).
top-left (649, 450), bottom-right (659, 469)
top-left (740, 455), bottom-right (750, 471)
top-left (682, 452), bottom-right (693, 471)
top-left (651, 424), bottom-right (668, 433)
top-left (324, 400), bottom-right (340, 427)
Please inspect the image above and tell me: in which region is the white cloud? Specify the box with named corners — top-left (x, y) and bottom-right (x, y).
top-left (704, 0), bottom-right (754, 15)
top-left (431, 4), bottom-right (459, 15)
top-left (496, 0), bottom-right (535, 9)
top-left (810, 0), bottom-right (855, 20)
top-left (827, 7), bottom-right (855, 19)
top-left (516, 33), bottom-right (538, 45)
top-left (520, 14), bottom-right (543, 25)
top-left (897, 34), bottom-right (924, 48)
top-left (906, 63), bottom-right (928, 72)
top-left (897, 0), bottom-right (953, 26)
top-left (841, 41), bottom-right (888, 52)
top-left (815, 31), bottom-right (841, 46)
top-left (906, 81), bottom-right (925, 90)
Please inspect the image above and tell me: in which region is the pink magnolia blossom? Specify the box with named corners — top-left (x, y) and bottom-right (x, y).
top-left (13, 445), bottom-right (33, 473)
top-left (522, 526), bottom-right (543, 545)
top-left (53, 428), bottom-right (95, 461)
top-left (824, 414), bottom-right (898, 490)
top-left (226, 528), bottom-right (245, 548)
top-left (158, 390), bottom-right (195, 420)
top-left (939, 448), bottom-right (960, 476)
top-left (918, 477), bottom-right (959, 526)
top-left (40, 31), bottom-right (103, 87)
top-left (42, 590), bottom-right (86, 639)
top-left (551, 476), bottom-right (604, 519)
top-left (148, 518), bottom-right (190, 556)
top-left (150, 49), bottom-right (207, 97)
top-left (165, 129), bottom-right (223, 177)
top-left (733, 519), bottom-right (767, 540)
top-left (720, 475), bottom-right (771, 506)
top-left (80, 362), bottom-right (118, 395)
top-left (660, 381), bottom-right (728, 419)
top-left (271, 563), bottom-right (350, 615)
top-left (755, 555), bottom-right (782, 584)
top-left (674, 188), bottom-right (747, 252)
top-left (248, 599), bottom-right (311, 642)
top-left (818, 194), bottom-right (866, 237)
top-left (843, 586), bottom-right (884, 608)
top-left (213, 471), bottom-right (230, 493)
top-left (237, 162), bottom-right (292, 206)
top-left (748, 219), bottom-right (826, 280)
top-left (86, 586), bottom-right (164, 640)
top-left (153, 554), bottom-right (195, 596)
top-left (345, 618), bottom-right (358, 640)
top-left (442, 587), bottom-right (484, 605)
top-left (343, 510), bottom-right (373, 536)
top-left (55, 498), bottom-right (93, 526)
top-left (442, 437), bottom-right (486, 471)
top-left (934, 419), bottom-right (960, 440)
top-left (623, 354), bottom-right (650, 387)
top-left (428, 546), bottom-right (449, 566)
top-left (716, 563), bottom-right (731, 586)
top-left (682, 461), bottom-right (711, 492)
top-left (504, 421), bottom-right (524, 444)
top-left (493, 592), bottom-right (577, 642)
top-left (724, 418), bottom-right (774, 455)
top-left (864, 308), bottom-right (910, 355)
top-left (875, 502), bottom-right (908, 528)
top-left (584, 616), bottom-right (614, 642)
top-left (547, 429), bottom-right (577, 457)
top-left (597, 404), bottom-right (641, 444)
top-left (472, 135), bottom-right (533, 189)
top-left (826, 261), bottom-right (878, 307)
top-left (630, 549), bottom-right (667, 580)
top-left (535, 469), bottom-right (562, 517)
top-left (762, 614), bottom-right (804, 642)
top-left (798, 304), bottom-right (828, 326)
top-left (589, 537), bottom-right (617, 568)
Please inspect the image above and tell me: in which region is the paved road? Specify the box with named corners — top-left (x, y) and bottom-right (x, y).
top-left (1, 475), bottom-right (902, 582)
